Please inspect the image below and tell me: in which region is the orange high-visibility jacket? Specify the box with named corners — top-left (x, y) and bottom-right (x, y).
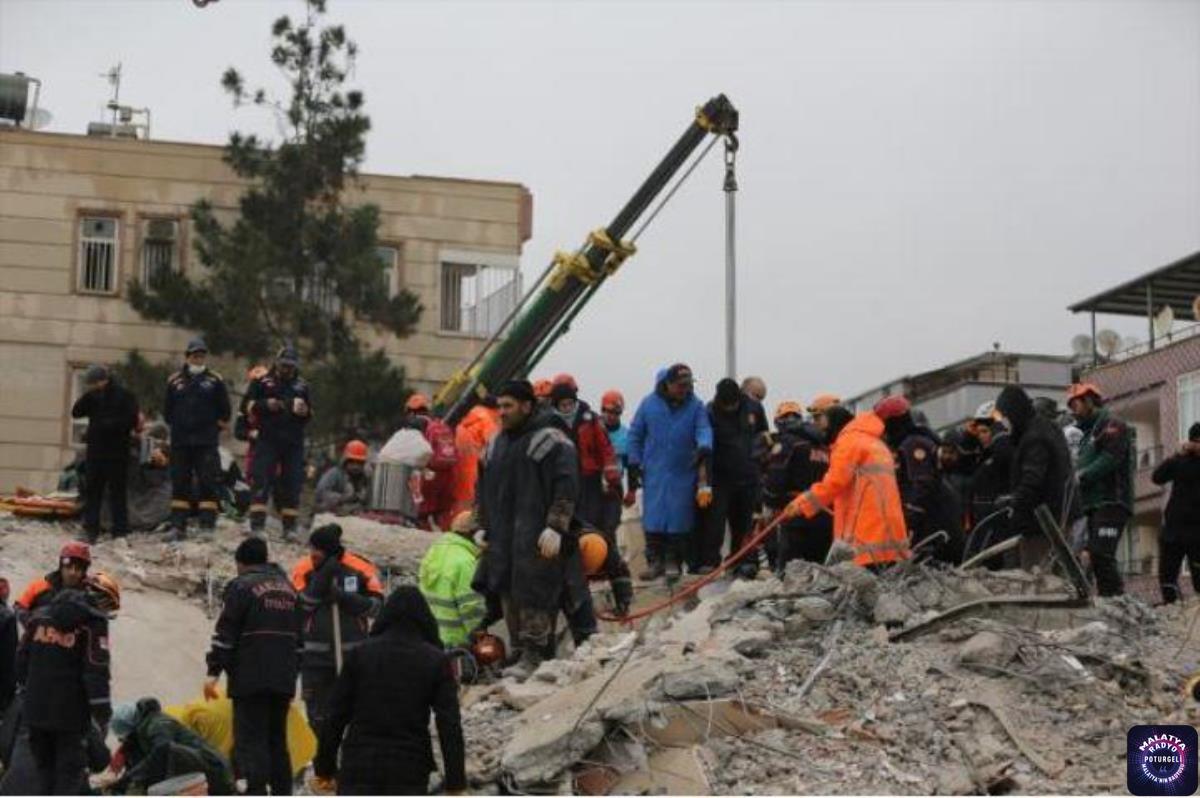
top-left (450, 404), bottom-right (500, 513)
top-left (787, 412), bottom-right (910, 567)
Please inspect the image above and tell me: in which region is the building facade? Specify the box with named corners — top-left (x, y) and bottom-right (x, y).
top-left (0, 128), bottom-right (532, 492)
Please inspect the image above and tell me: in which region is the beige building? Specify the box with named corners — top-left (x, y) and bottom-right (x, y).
top-left (0, 127), bottom-right (532, 493)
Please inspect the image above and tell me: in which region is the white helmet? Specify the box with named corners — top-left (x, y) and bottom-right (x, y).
top-left (973, 401), bottom-right (996, 422)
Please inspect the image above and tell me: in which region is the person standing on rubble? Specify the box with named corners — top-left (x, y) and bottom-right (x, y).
top-left (71, 364), bottom-right (140, 544)
top-left (763, 401), bottom-right (832, 569)
top-left (546, 374), bottom-right (621, 535)
top-left (164, 338), bottom-right (231, 541)
top-left (962, 402), bottom-right (1015, 560)
top-left (418, 512), bottom-right (487, 648)
top-left (993, 386), bottom-right (1080, 570)
top-left (450, 396), bottom-right (499, 517)
top-left (404, 394), bottom-right (459, 530)
top-left (1069, 383), bottom-right (1135, 597)
top-left (741, 377), bottom-right (767, 405)
top-left (205, 537), bottom-right (300, 796)
top-left (627, 364), bottom-right (713, 580)
top-left (1153, 423), bottom-right (1200, 603)
top-left (14, 542), bottom-right (93, 630)
top-left (782, 405), bottom-right (910, 569)
top-left (700, 378), bottom-right (769, 577)
top-left (292, 524), bottom-right (383, 734)
top-left (245, 346), bottom-right (312, 539)
top-left (475, 380), bottom-right (579, 675)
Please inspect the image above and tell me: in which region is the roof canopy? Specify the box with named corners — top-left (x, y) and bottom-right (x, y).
top-left (1069, 251), bottom-right (1200, 318)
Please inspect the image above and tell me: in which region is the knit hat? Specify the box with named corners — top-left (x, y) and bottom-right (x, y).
top-left (715, 378), bottom-right (741, 406)
top-left (371, 585), bottom-right (442, 648)
top-left (824, 405), bottom-right (854, 444)
top-left (309, 524), bottom-right (345, 559)
top-left (549, 381), bottom-right (578, 404)
top-left (1190, 423), bottom-right (1200, 442)
top-left (235, 536), bottom-right (268, 566)
top-left (83, 364), bottom-right (109, 385)
top-left (995, 385), bottom-right (1035, 437)
top-left (497, 379), bottom-right (535, 403)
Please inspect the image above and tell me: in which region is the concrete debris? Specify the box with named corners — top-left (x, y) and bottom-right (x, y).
top-left (957, 630), bottom-right (1018, 668)
top-left (654, 660), bottom-right (740, 700)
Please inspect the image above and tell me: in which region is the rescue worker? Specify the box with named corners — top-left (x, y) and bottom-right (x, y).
top-left (291, 525), bottom-right (383, 734)
top-left (71, 365), bottom-right (140, 544)
top-left (533, 379), bottom-right (554, 409)
top-left (963, 401), bottom-right (1015, 561)
top-left (15, 542), bottom-right (92, 629)
top-left (205, 537), bottom-right (300, 796)
top-left (763, 401), bottom-right (832, 568)
top-left (246, 346), bottom-right (312, 538)
top-left (108, 698), bottom-right (234, 796)
top-left (702, 378), bottom-right (769, 576)
top-left (993, 386), bottom-right (1080, 569)
top-left (164, 338), bottom-right (231, 541)
top-left (782, 406), bottom-right (910, 569)
top-left (449, 398), bottom-right (499, 516)
top-left (598, 390), bottom-right (633, 537)
top-left (546, 374), bottom-right (621, 531)
top-left (1152, 423), bottom-right (1200, 603)
top-left (313, 586), bottom-right (465, 796)
top-left (627, 364), bottom-right (713, 580)
top-left (1069, 383), bottom-right (1135, 596)
top-left (938, 429), bottom-right (978, 532)
top-left (404, 394), bottom-right (459, 530)
top-left (475, 379), bottom-right (579, 674)
top-left (417, 512), bottom-right (486, 648)
top-left (16, 574), bottom-right (118, 795)
top-left (234, 365), bottom-right (270, 485)
top-left (807, 394), bottom-right (842, 436)
top-left (741, 377), bottom-right (767, 405)
top-left (314, 441), bottom-right (371, 515)
top-left (875, 396), bottom-right (962, 563)
top-left (0, 579), bottom-right (16, 719)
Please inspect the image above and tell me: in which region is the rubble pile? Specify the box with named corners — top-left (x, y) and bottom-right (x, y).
top-left (460, 560), bottom-right (1200, 795)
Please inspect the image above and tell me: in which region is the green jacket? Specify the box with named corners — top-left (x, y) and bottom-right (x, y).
top-left (1075, 409), bottom-right (1135, 514)
top-left (418, 533), bottom-right (485, 648)
top-left (120, 704), bottom-right (235, 795)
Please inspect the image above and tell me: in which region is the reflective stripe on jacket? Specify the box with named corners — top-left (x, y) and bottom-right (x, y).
top-left (417, 533), bottom-right (485, 647)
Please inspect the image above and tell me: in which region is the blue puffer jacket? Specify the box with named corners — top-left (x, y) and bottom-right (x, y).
top-left (627, 369), bottom-right (713, 535)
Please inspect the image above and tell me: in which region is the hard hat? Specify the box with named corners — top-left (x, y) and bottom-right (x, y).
top-left (405, 393), bottom-right (431, 413)
top-left (533, 379), bottom-right (553, 399)
top-left (873, 395), bottom-right (912, 421)
top-left (343, 440), bottom-right (369, 462)
top-left (601, 390), bottom-right (625, 413)
top-left (774, 401), bottom-right (804, 422)
top-left (185, 337), bottom-right (208, 355)
top-left (60, 541), bottom-right (92, 566)
top-left (807, 394), bottom-right (841, 414)
top-left (579, 533), bottom-right (609, 576)
top-left (551, 373), bottom-right (578, 392)
top-left (1066, 383), bottom-right (1103, 405)
top-left (471, 632), bottom-right (507, 668)
top-left (973, 401), bottom-right (996, 422)
top-left (246, 364), bottom-right (268, 382)
top-left (87, 572), bottom-right (121, 613)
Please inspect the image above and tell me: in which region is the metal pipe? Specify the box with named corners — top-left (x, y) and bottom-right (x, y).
top-left (724, 140), bottom-right (738, 379)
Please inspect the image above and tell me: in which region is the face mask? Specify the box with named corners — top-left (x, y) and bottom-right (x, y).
top-left (188, 364), bottom-right (206, 376)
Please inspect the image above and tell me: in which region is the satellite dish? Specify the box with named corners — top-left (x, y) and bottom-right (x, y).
top-left (1153, 305), bottom-right (1175, 338)
top-left (1071, 334), bottom-right (1093, 357)
top-left (1193, 295), bottom-right (1200, 322)
top-left (1096, 329), bottom-right (1123, 358)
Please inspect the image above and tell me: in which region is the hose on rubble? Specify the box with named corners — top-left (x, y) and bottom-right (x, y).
top-left (595, 512), bottom-right (788, 624)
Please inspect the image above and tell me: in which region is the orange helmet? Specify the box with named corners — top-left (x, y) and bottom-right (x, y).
top-left (873, 395), bottom-right (911, 421)
top-left (807, 394), bottom-right (841, 414)
top-left (1067, 383), bottom-right (1103, 405)
top-left (601, 390), bottom-right (625, 413)
top-left (551, 373), bottom-right (578, 391)
top-left (774, 401), bottom-right (804, 422)
top-left (405, 393), bottom-right (431, 413)
top-left (87, 572), bottom-right (121, 614)
top-left (579, 533), bottom-right (609, 576)
top-left (343, 440), bottom-right (369, 462)
top-left (533, 379), bottom-right (554, 399)
top-left (246, 365), bottom-right (269, 382)
top-left (471, 632), bottom-right (507, 668)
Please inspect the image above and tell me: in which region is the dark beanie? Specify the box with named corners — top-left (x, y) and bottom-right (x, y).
top-left (549, 382), bottom-right (578, 404)
top-left (235, 536), bottom-right (268, 566)
top-left (995, 385), bottom-right (1034, 436)
top-left (1190, 423), bottom-right (1200, 442)
top-left (309, 524), bottom-right (345, 559)
top-left (825, 405), bottom-right (855, 444)
top-left (497, 379), bottom-right (535, 403)
top-left (715, 378), bottom-right (740, 405)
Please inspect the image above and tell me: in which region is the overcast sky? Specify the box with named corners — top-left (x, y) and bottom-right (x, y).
top-left (3, 0), bottom-right (1198, 410)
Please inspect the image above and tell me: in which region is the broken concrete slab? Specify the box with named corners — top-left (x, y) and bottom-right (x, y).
top-left (655, 660), bottom-right (740, 700)
top-left (957, 630), bottom-right (1018, 668)
top-left (608, 746), bottom-right (712, 795)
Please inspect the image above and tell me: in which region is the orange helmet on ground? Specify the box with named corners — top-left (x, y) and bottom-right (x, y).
top-left (601, 390), bottom-right (625, 413)
top-left (471, 632), bottom-right (507, 668)
top-left (343, 440), bottom-right (369, 462)
top-left (87, 572), bottom-right (121, 613)
top-left (579, 533), bottom-right (609, 576)
top-left (873, 395), bottom-right (912, 421)
top-left (406, 393), bottom-right (431, 413)
top-left (807, 394), bottom-right (841, 414)
top-left (1067, 383), bottom-right (1103, 405)
top-left (533, 379), bottom-right (554, 399)
top-left (774, 401), bottom-right (804, 422)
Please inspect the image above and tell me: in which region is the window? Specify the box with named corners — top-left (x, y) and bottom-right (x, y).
top-left (300, 264), bottom-right (342, 316)
top-left (439, 253), bottom-right (521, 336)
top-left (1180, 370), bottom-right (1200, 442)
top-left (141, 218), bottom-right (180, 287)
top-left (78, 216), bottom-right (119, 294)
top-left (68, 367), bottom-right (89, 448)
top-left (376, 245), bottom-right (401, 298)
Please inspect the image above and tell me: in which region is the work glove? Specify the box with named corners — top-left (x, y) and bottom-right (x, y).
top-left (696, 485), bottom-right (713, 509)
top-left (309, 775), bottom-right (337, 795)
top-left (203, 677), bottom-right (221, 701)
top-left (537, 528), bottom-right (562, 558)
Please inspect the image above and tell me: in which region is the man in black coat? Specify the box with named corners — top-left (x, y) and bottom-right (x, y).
top-left (1153, 422), bottom-right (1200, 603)
top-left (205, 537), bottom-right (300, 796)
top-left (994, 386), bottom-right (1080, 569)
top-left (71, 365), bottom-right (139, 543)
top-left (313, 586), bottom-right (464, 796)
top-left (763, 404), bottom-right (832, 568)
top-left (476, 380), bottom-right (579, 674)
top-left (245, 346), bottom-right (312, 538)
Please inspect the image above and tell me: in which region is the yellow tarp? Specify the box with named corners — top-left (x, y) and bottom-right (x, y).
top-left (165, 695), bottom-right (317, 776)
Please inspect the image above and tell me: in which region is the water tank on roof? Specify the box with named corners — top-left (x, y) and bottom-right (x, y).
top-left (0, 73), bottom-right (32, 123)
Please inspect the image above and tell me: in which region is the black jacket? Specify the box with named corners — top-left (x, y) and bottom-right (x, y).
top-left (0, 605), bottom-right (15, 715)
top-left (117, 698), bottom-right (234, 795)
top-left (1153, 451), bottom-right (1200, 542)
top-left (314, 587), bottom-right (465, 791)
top-left (995, 386), bottom-right (1080, 538)
top-left (707, 396), bottom-right (768, 489)
top-left (164, 368), bottom-right (231, 448)
top-left (968, 432), bottom-right (1014, 534)
top-left (206, 564), bottom-right (300, 697)
top-left (293, 552), bottom-right (384, 672)
top-left (71, 382), bottom-right (139, 461)
top-left (245, 370), bottom-right (312, 446)
top-left (16, 591), bottom-right (111, 733)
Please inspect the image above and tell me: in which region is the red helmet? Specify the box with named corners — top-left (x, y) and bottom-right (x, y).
top-left (343, 440), bottom-right (369, 462)
top-left (471, 632), bottom-right (507, 668)
top-left (405, 393), bottom-right (431, 413)
top-left (60, 541), bottom-right (92, 566)
top-left (1066, 383), bottom-right (1103, 405)
top-left (551, 373), bottom-right (578, 392)
top-left (601, 390), bottom-right (625, 413)
top-left (873, 395), bottom-right (912, 421)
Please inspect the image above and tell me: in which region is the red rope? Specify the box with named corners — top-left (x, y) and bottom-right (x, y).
top-left (596, 513), bottom-right (787, 623)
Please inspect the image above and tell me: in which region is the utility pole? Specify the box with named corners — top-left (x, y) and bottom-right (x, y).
top-left (723, 137), bottom-right (738, 380)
